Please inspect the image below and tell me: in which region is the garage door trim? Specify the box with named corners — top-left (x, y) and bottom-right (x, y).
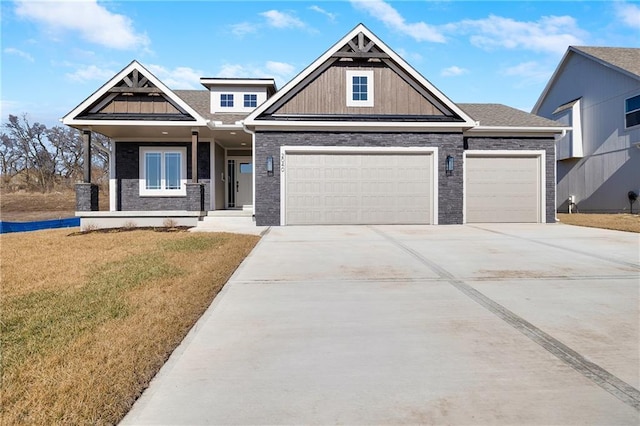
top-left (463, 150), bottom-right (546, 224)
top-left (280, 146), bottom-right (439, 225)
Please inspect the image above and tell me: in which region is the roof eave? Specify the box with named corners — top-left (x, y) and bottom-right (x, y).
top-left (464, 125), bottom-right (568, 137)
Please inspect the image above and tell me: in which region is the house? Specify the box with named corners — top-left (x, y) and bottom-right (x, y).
top-left (63, 24), bottom-right (565, 228)
top-left (532, 46), bottom-right (640, 213)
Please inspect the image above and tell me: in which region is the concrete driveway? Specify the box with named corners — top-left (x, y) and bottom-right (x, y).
top-left (122, 224), bottom-right (640, 425)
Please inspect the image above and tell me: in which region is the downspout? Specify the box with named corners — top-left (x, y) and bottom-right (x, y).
top-left (242, 121), bottom-right (256, 220)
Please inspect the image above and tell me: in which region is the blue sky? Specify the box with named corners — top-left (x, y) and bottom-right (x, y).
top-left (2, 0), bottom-right (639, 128)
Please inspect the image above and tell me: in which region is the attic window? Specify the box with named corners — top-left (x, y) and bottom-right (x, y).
top-left (625, 94), bottom-right (640, 128)
top-left (346, 70), bottom-right (374, 107)
top-left (220, 94), bottom-right (234, 108)
top-left (244, 94), bottom-right (257, 108)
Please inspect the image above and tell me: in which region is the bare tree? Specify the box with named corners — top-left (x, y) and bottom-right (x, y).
top-left (1, 114), bottom-right (112, 192)
top-left (3, 114), bottom-right (57, 192)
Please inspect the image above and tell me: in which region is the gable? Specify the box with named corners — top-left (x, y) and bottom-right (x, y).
top-left (246, 24), bottom-right (475, 128)
top-left (77, 69), bottom-right (194, 121)
top-left (63, 61), bottom-right (205, 126)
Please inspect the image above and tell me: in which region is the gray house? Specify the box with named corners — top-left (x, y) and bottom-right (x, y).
top-left (532, 46), bottom-right (640, 213)
top-left (64, 24), bottom-right (565, 228)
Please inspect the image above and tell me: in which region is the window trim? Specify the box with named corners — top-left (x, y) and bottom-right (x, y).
top-left (139, 147), bottom-right (187, 196)
top-left (220, 93), bottom-right (234, 108)
top-left (346, 69), bottom-right (374, 107)
top-left (624, 93), bottom-right (640, 129)
top-left (244, 93), bottom-right (257, 108)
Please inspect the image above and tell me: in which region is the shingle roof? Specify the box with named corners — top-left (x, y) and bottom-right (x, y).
top-left (458, 103), bottom-right (565, 128)
top-left (173, 90), bottom-right (249, 124)
top-left (572, 46), bottom-right (640, 78)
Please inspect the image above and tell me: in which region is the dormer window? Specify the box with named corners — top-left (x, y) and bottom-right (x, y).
top-left (346, 70), bottom-right (374, 107)
top-left (244, 94), bottom-right (257, 108)
top-left (220, 94), bottom-right (234, 108)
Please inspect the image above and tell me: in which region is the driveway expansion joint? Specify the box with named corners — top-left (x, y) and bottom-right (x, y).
top-left (369, 225), bottom-right (640, 411)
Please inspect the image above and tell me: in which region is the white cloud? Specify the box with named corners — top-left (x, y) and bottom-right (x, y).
top-left (260, 10), bottom-right (305, 29)
top-left (309, 5), bottom-right (336, 22)
top-left (4, 47), bottom-right (34, 62)
top-left (146, 65), bottom-right (203, 89)
top-left (451, 15), bottom-right (586, 55)
top-left (441, 66), bottom-right (468, 77)
top-left (395, 48), bottom-right (423, 63)
top-left (502, 61), bottom-right (553, 86)
top-left (349, 0), bottom-right (446, 43)
top-left (66, 64), bottom-right (116, 82)
top-left (615, 1), bottom-right (640, 29)
top-left (14, 0), bottom-right (150, 50)
top-left (230, 22), bottom-right (258, 37)
top-left (266, 61), bottom-right (296, 77)
top-left (217, 61), bottom-right (297, 87)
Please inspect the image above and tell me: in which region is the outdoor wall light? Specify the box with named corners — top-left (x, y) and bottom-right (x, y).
top-left (445, 155), bottom-right (454, 176)
top-left (266, 156), bottom-right (274, 176)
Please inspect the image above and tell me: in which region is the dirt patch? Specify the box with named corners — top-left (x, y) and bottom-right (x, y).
top-left (557, 213), bottom-right (640, 233)
top-left (0, 190), bottom-right (108, 222)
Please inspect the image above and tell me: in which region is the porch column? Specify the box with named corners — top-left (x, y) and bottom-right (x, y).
top-left (76, 129), bottom-right (99, 211)
top-left (83, 130), bottom-right (91, 183)
top-left (191, 130), bottom-right (198, 183)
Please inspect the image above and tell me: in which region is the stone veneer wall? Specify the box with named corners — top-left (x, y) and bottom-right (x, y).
top-left (115, 141), bottom-right (210, 211)
top-left (75, 183), bottom-right (99, 211)
top-left (464, 136), bottom-right (556, 223)
top-left (254, 131), bottom-right (464, 226)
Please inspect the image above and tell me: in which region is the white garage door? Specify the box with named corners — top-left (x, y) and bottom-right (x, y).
top-left (284, 152), bottom-right (433, 225)
top-left (466, 155), bottom-right (541, 223)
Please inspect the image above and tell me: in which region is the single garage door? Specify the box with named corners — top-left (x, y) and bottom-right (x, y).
top-left (466, 155), bottom-right (541, 223)
top-left (284, 152), bottom-right (433, 225)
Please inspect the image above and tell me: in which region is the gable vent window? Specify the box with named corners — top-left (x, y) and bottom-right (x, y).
top-left (346, 70), bottom-right (374, 107)
top-left (220, 94), bottom-right (234, 108)
top-left (625, 94), bottom-right (640, 128)
top-left (244, 94), bottom-right (257, 108)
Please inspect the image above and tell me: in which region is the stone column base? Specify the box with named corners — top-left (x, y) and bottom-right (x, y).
top-left (185, 183), bottom-right (204, 211)
top-left (76, 183), bottom-right (99, 211)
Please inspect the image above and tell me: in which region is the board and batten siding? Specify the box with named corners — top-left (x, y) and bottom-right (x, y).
top-left (536, 52), bottom-right (640, 213)
top-left (275, 64), bottom-right (445, 116)
top-left (99, 95), bottom-right (182, 115)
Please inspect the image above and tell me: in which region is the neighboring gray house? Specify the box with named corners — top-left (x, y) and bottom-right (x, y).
top-left (64, 24), bottom-right (565, 228)
top-left (532, 46), bottom-right (640, 213)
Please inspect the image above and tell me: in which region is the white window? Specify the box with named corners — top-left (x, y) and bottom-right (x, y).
top-left (625, 94), bottom-right (640, 128)
top-left (139, 147), bottom-right (187, 196)
top-left (346, 70), bottom-right (374, 107)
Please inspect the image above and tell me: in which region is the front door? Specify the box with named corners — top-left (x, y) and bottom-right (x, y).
top-left (227, 156), bottom-right (253, 209)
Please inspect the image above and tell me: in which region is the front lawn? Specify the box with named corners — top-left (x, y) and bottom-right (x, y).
top-left (1, 228), bottom-right (259, 424)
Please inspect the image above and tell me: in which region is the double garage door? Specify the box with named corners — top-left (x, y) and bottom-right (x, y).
top-left (284, 151), bottom-right (434, 225)
top-left (282, 150), bottom-right (543, 225)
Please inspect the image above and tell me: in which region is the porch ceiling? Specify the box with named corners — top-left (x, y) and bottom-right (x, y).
top-left (72, 123), bottom-right (252, 148)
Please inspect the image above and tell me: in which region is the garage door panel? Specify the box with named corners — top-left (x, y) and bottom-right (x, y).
top-left (466, 156), bottom-right (540, 223)
top-left (285, 152), bottom-right (432, 225)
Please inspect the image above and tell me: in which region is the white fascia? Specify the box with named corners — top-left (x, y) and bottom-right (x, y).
top-left (250, 121), bottom-right (470, 132)
top-left (64, 119), bottom-right (208, 127)
top-left (464, 126), bottom-right (568, 137)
